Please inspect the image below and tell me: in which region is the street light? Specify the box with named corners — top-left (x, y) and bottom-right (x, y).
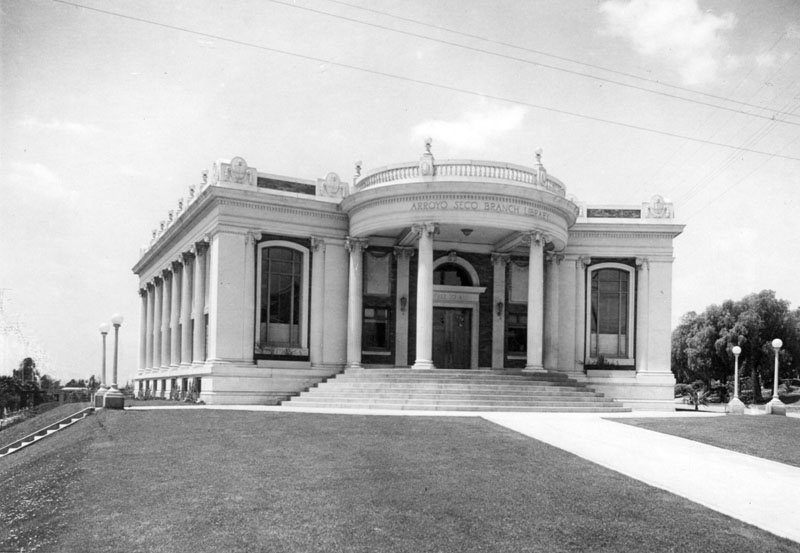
top-left (765, 338), bottom-right (786, 416)
top-left (104, 313), bottom-right (125, 410)
top-left (95, 323), bottom-right (111, 407)
top-left (728, 345), bottom-right (744, 415)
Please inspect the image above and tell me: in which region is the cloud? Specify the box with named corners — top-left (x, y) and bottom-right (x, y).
top-left (19, 117), bottom-right (102, 135)
top-left (6, 161), bottom-right (74, 200)
top-left (411, 106), bottom-right (527, 151)
top-left (599, 0), bottom-right (736, 86)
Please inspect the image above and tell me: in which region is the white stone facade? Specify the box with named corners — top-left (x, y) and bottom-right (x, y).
top-left (133, 150), bottom-right (683, 409)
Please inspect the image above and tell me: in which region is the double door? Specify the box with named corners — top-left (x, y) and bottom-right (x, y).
top-left (432, 307), bottom-right (471, 369)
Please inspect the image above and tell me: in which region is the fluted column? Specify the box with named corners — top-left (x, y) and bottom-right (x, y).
top-left (544, 252), bottom-right (562, 370)
top-left (491, 253), bottom-right (509, 369)
top-left (138, 288), bottom-right (147, 371)
top-left (145, 282), bottom-right (155, 369)
top-left (310, 237), bottom-right (326, 367)
top-left (169, 260), bottom-right (181, 368)
top-left (412, 222), bottom-right (438, 370)
top-left (523, 232), bottom-right (546, 372)
top-left (345, 237), bottom-right (368, 369)
top-left (180, 251), bottom-right (194, 366)
top-left (636, 257), bottom-right (650, 372)
top-left (152, 276), bottom-right (163, 369)
top-left (160, 269), bottom-right (171, 368)
top-left (192, 241), bottom-right (209, 364)
top-left (575, 257), bottom-right (591, 371)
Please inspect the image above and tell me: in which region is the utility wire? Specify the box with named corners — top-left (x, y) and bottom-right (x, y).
top-left (265, 0), bottom-right (800, 127)
top-left (320, 0), bottom-right (800, 122)
top-left (50, 0), bottom-right (800, 162)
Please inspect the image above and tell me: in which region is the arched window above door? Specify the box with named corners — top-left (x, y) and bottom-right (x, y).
top-left (432, 255), bottom-right (480, 287)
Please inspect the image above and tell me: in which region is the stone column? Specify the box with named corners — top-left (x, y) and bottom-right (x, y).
top-left (160, 269), bottom-right (171, 368)
top-left (558, 256), bottom-right (578, 374)
top-left (310, 237), bottom-right (326, 367)
top-left (394, 247), bottom-right (414, 368)
top-left (152, 276), bottom-right (163, 369)
top-left (242, 232), bottom-right (259, 363)
top-left (180, 251), bottom-right (194, 366)
top-left (574, 257), bottom-right (591, 371)
top-left (170, 260), bottom-right (182, 368)
top-left (523, 232), bottom-right (545, 373)
top-left (145, 282), bottom-right (155, 369)
top-left (412, 222), bottom-right (438, 370)
top-left (138, 288), bottom-right (147, 371)
top-left (491, 253), bottom-right (509, 369)
top-left (345, 237), bottom-right (368, 369)
top-left (192, 241), bottom-right (209, 364)
top-left (544, 253), bottom-right (562, 370)
top-left (635, 258), bottom-right (650, 373)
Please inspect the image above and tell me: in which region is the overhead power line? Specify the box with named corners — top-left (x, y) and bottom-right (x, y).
top-left (318, 0), bottom-right (800, 123)
top-left (51, 0), bottom-right (800, 163)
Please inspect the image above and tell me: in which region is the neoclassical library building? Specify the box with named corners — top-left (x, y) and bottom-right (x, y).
top-left (132, 143), bottom-right (683, 409)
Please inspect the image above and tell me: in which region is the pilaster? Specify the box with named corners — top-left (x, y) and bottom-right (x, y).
top-left (310, 237), bottom-right (326, 367)
top-left (491, 253), bottom-right (509, 369)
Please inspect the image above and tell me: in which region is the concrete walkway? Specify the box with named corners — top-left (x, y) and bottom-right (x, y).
top-left (482, 411), bottom-right (800, 545)
top-left (127, 404), bottom-right (800, 544)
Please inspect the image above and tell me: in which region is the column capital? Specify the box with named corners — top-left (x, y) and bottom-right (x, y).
top-left (345, 237), bottom-right (369, 253)
top-left (139, 288), bottom-right (148, 297)
top-left (246, 231), bottom-right (263, 245)
top-left (411, 222), bottom-right (439, 238)
top-left (578, 256), bottom-right (592, 268)
top-left (491, 252), bottom-right (510, 267)
top-left (171, 259), bottom-right (183, 272)
top-left (153, 275), bottom-right (163, 285)
top-left (521, 230), bottom-right (548, 246)
top-left (146, 281), bottom-right (155, 291)
top-left (191, 240), bottom-right (210, 256)
top-left (310, 236), bottom-right (326, 251)
top-left (393, 246), bottom-right (415, 260)
top-left (636, 257), bottom-right (650, 270)
top-left (161, 267), bottom-right (172, 280)
top-left (181, 250), bottom-right (195, 264)
top-left (546, 252), bottom-right (564, 265)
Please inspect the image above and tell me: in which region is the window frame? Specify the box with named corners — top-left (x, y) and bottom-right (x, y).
top-left (255, 240), bottom-right (310, 356)
top-left (584, 262), bottom-right (635, 364)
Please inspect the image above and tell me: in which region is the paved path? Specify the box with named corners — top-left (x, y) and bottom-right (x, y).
top-left (128, 405), bottom-right (800, 544)
top-left (482, 411), bottom-right (800, 545)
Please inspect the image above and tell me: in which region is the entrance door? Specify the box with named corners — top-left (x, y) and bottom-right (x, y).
top-left (432, 308), bottom-right (472, 369)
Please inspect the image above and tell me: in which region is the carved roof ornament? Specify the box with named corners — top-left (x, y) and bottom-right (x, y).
top-left (229, 156), bottom-right (248, 184)
top-left (534, 148), bottom-right (548, 188)
top-left (644, 194), bottom-right (674, 219)
top-left (355, 160), bottom-right (362, 179)
top-left (419, 137), bottom-right (435, 177)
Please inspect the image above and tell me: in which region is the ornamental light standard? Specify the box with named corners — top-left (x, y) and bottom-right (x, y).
top-left (103, 313), bottom-right (126, 410)
top-left (728, 345), bottom-right (744, 415)
top-left (765, 338), bottom-right (786, 416)
top-left (95, 323), bottom-right (111, 408)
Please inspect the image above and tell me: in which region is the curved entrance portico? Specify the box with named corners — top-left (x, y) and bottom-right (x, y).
top-left (340, 149), bottom-right (579, 371)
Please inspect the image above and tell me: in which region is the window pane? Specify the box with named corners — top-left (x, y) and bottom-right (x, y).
top-left (260, 246), bottom-right (303, 349)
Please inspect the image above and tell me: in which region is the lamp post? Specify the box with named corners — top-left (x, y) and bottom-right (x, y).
top-left (765, 338), bottom-right (786, 415)
top-left (95, 323), bottom-right (111, 407)
top-left (104, 313), bottom-right (126, 409)
top-left (728, 345), bottom-right (744, 415)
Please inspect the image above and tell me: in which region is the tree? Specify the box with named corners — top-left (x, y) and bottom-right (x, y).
top-left (672, 290), bottom-right (800, 404)
top-left (13, 357), bottom-right (40, 386)
top-left (0, 376), bottom-right (21, 416)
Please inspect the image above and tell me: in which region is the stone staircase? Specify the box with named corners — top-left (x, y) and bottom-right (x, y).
top-left (0, 406), bottom-right (94, 458)
top-left (281, 369), bottom-right (630, 412)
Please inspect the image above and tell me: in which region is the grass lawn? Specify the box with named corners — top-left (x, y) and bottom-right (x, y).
top-left (2, 410), bottom-right (798, 553)
top-left (614, 415), bottom-right (800, 468)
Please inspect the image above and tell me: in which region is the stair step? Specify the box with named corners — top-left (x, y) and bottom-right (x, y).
top-left (281, 369), bottom-right (629, 413)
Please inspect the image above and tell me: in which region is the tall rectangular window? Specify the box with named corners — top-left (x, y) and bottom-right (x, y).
top-left (256, 241), bottom-right (310, 356)
top-left (590, 268), bottom-right (630, 358)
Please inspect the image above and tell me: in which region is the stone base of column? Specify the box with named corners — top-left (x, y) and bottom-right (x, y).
top-left (346, 362), bottom-right (363, 370)
top-left (727, 397), bottom-right (745, 415)
top-left (522, 364), bottom-right (546, 373)
top-left (94, 387), bottom-right (108, 408)
top-left (104, 388), bottom-right (125, 410)
top-left (765, 397), bottom-right (786, 416)
top-left (412, 360), bottom-right (435, 370)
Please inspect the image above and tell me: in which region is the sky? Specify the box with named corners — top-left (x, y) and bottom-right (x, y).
top-left (1, 0), bottom-right (799, 385)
